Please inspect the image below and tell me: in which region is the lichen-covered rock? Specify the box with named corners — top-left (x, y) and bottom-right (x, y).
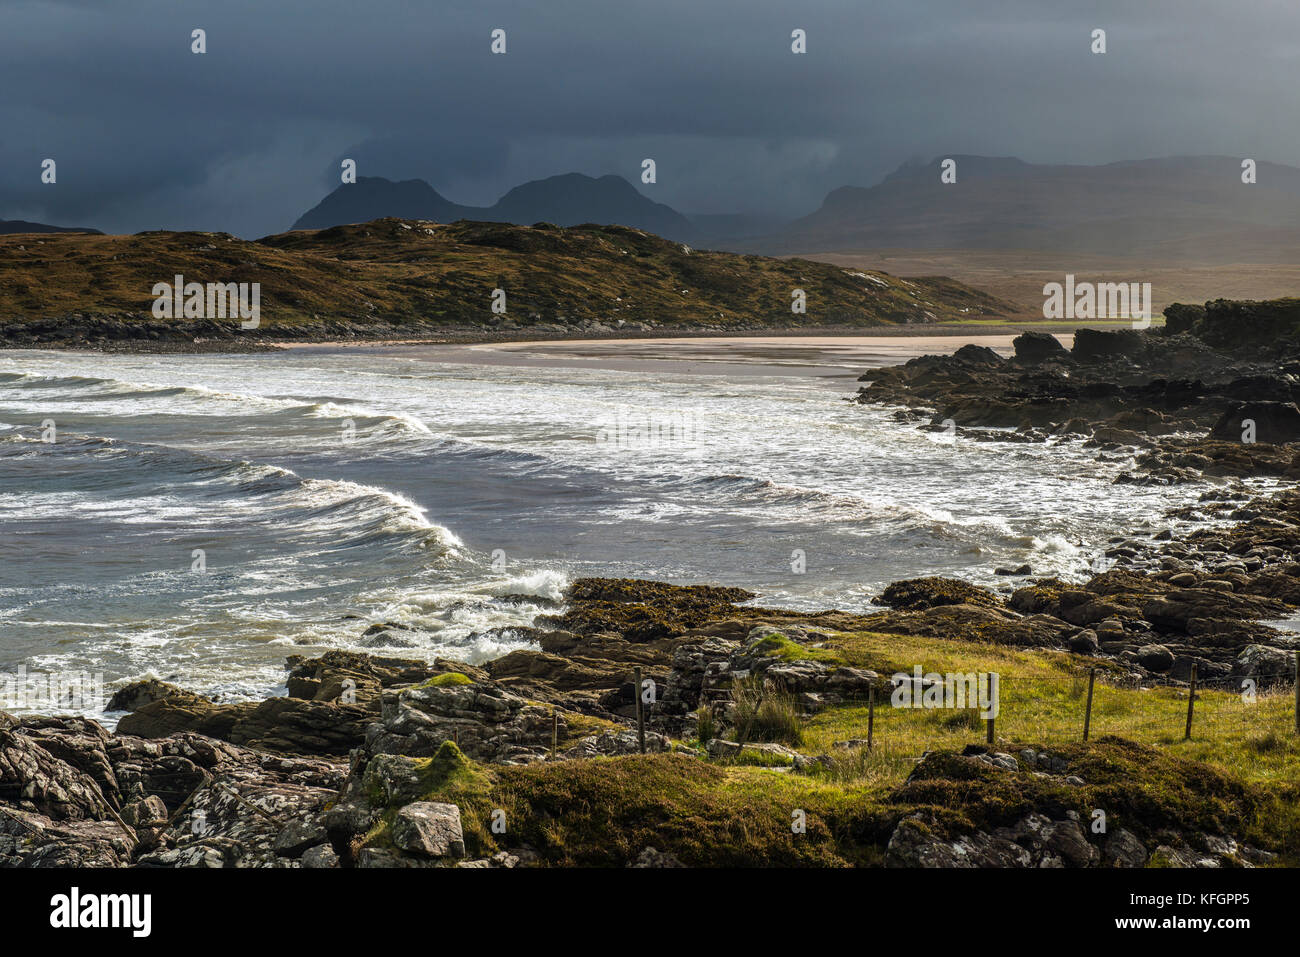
top-left (390, 801), bottom-right (465, 858)
top-left (301, 843), bottom-right (339, 868)
top-left (1103, 828), bottom-right (1148, 867)
top-left (562, 729), bottom-right (671, 758)
top-left (629, 846), bottom-right (685, 868)
top-left (1233, 643), bottom-right (1295, 684)
top-left (284, 649), bottom-right (483, 705)
top-left (272, 816), bottom-right (328, 857)
top-left (0, 714), bottom-right (344, 868)
top-left (885, 816), bottom-right (1033, 867)
top-left (365, 681), bottom-right (560, 764)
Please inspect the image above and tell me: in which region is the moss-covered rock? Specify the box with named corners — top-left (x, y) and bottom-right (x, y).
top-left (874, 577), bottom-right (1003, 611)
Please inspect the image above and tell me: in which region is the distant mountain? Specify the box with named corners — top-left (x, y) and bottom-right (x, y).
top-left (0, 219), bottom-right (101, 235)
top-left (292, 173), bottom-right (697, 241)
top-left (291, 178), bottom-right (472, 231)
top-left (762, 155), bottom-right (1300, 262)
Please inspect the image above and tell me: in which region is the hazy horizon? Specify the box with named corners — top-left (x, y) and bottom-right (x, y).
top-left (3, 0), bottom-right (1298, 237)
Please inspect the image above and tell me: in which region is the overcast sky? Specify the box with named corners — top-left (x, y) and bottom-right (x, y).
top-left (1, 0), bottom-right (1295, 237)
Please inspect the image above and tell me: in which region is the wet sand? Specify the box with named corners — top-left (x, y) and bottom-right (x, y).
top-left (286, 333), bottom-right (1072, 381)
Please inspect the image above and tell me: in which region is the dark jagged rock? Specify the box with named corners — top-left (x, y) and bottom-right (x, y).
top-left (1194, 297), bottom-right (1300, 356)
top-left (0, 715), bottom-right (343, 867)
top-left (1071, 328), bottom-right (1149, 362)
top-left (1013, 331), bottom-right (1068, 363)
top-left (855, 298), bottom-right (1300, 480)
top-left (117, 696), bottom-right (373, 757)
top-left (106, 679), bottom-right (208, 713)
top-left (1208, 401), bottom-right (1300, 444)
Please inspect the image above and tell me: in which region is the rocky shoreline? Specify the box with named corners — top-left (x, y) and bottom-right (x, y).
top-left (856, 298), bottom-right (1300, 481)
top-left (0, 317), bottom-right (1062, 354)
top-left (5, 498), bottom-right (1298, 867)
top-left (5, 298), bottom-right (1300, 868)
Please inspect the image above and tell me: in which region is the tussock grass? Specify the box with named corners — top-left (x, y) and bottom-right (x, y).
top-left (730, 675), bottom-right (804, 747)
top-left (362, 629), bottom-right (1300, 865)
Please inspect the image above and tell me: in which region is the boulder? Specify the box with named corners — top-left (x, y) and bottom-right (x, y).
top-left (106, 679), bottom-right (207, 713)
top-left (1208, 401), bottom-right (1300, 445)
top-left (1161, 302), bottom-right (1205, 336)
top-left (1068, 630), bottom-right (1099, 654)
top-left (1071, 328), bottom-right (1148, 362)
top-left (1013, 331), bottom-right (1067, 363)
top-left (1135, 644), bottom-right (1175, 673)
top-left (884, 816), bottom-right (1032, 868)
top-left (874, 577), bottom-right (1002, 611)
top-left (390, 801), bottom-right (466, 859)
top-left (1103, 828), bottom-right (1148, 867)
top-left (953, 344), bottom-right (1005, 366)
top-left (301, 843), bottom-right (340, 868)
top-left (1233, 644), bottom-right (1294, 683)
top-left (365, 681), bottom-right (560, 764)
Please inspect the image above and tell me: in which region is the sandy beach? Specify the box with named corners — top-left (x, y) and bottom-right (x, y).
top-left (283, 333), bottom-right (1077, 380)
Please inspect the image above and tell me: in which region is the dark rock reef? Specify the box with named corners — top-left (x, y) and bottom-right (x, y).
top-left (855, 297), bottom-right (1300, 481)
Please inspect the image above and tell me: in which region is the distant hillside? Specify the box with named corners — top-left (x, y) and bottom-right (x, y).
top-left (763, 155), bottom-right (1300, 262)
top-left (0, 218), bottom-right (1015, 345)
top-left (0, 219), bottom-right (101, 235)
top-left (293, 173), bottom-right (696, 241)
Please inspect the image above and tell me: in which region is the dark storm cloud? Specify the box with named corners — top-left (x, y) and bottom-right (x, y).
top-left (1, 0), bottom-right (1295, 236)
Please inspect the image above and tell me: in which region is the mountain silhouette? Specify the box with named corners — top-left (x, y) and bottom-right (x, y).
top-left (0, 219), bottom-right (102, 235)
top-left (293, 173), bottom-right (696, 241)
top-left (763, 155), bottom-right (1300, 261)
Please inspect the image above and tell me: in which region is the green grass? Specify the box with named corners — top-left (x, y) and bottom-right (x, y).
top-left (797, 630), bottom-right (1300, 790)
top-left (748, 632), bottom-right (841, 663)
top-left (356, 629), bottom-right (1300, 865)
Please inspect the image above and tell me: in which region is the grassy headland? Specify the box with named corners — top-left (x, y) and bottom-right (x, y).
top-left (0, 219), bottom-right (1015, 349)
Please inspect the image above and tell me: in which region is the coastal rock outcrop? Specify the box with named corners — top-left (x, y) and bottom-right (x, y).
top-left (855, 298), bottom-right (1300, 480)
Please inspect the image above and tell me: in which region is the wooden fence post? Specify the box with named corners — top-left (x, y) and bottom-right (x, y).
top-left (1184, 663), bottom-right (1197, 741)
top-left (985, 672), bottom-right (995, 744)
top-left (867, 684), bottom-right (875, 751)
top-left (633, 666), bottom-right (646, 754)
top-left (1083, 668), bottom-right (1096, 742)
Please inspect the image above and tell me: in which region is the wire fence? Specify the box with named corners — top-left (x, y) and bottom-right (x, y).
top-left (790, 665), bottom-right (1300, 753)
top-left (672, 659), bottom-right (1300, 758)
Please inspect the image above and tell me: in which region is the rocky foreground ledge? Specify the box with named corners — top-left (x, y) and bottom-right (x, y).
top-left (4, 479), bottom-right (1300, 868)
